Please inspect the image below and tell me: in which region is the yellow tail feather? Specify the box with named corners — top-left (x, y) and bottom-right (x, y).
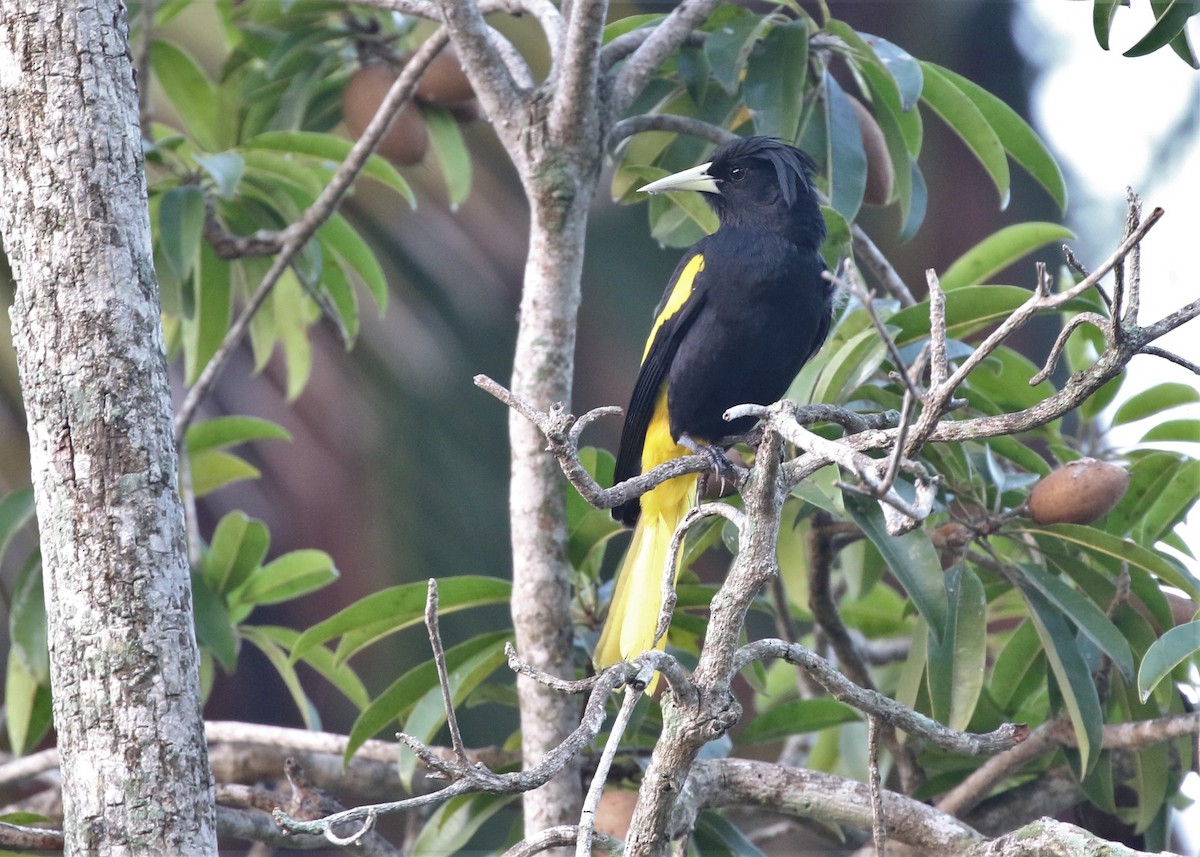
top-left (594, 474), bottom-right (697, 669)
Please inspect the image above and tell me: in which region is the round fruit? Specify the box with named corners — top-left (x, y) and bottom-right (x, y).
top-left (848, 95), bottom-right (894, 206)
top-left (1027, 459), bottom-right (1130, 525)
top-left (342, 65), bottom-right (428, 165)
top-left (415, 47), bottom-right (475, 106)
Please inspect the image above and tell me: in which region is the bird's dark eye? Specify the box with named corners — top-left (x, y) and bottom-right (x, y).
top-left (729, 166), bottom-right (747, 182)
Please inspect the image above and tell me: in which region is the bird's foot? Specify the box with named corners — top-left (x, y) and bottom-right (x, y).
top-left (680, 434), bottom-right (738, 499)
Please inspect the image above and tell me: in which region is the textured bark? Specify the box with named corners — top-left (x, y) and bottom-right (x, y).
top-left (507, 151), bottom-right (598, 836)
top-left (0, 2), bottom-right (217, 854)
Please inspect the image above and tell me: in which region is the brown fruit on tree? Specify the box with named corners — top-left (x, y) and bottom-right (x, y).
top-left (415, 47), bottom-right (475, 106)
top-left (342, 65), bottom-right (428, 165)
top-left (1027, 459), bottom-right (1130, 525)
top-left (848, 95), bottom-right (894, 206)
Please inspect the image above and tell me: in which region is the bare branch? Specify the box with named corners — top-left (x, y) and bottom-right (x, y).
top-left (503, 825), bottom-right (621, 857)
top-left (1030, 311), bottom-right (1111, 385)
top-left (550, 0), bottom-right (606, 143)
top-left (853, 223), bottom-right (917, 306)
top-left (734, 639), bottom-right (1028, 757)
top-left (424, 579), bottom-right (469, 766)
top-left (577, 685), bottom-right (643, 857)
top-left (608, 0), bottom-right (724, 119)
top-left (607, 114), bottom-right (734, 152)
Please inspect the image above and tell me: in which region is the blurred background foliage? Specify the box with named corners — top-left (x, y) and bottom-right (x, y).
top-left (0, 0), bottom-right (1198, 852)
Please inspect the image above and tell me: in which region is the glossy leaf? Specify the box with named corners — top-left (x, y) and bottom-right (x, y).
top-left (939, 223), bottom-right (1075, 290)
top-left (919, 62), bottom-right (1009, 208)
top-left (1018, 562), bottom-right (1135, 681)
top-left (412, 793), bottom-right (516, 857)
top-left (990, 619), bottom-right (1045, 712)
top-left (158, 186), bottom-right (206, 284)
top-left (1114, 382), bottom-right (1200, 424)
top-left (739, 698), bottom-right (859, 744)
top-left (195, 151), bottom-right (246, 198)
top-left (1168, 23), bottom-right (1200, 66)
top-left (847, 498), bottom-right (949, 640)
top-left (933, 68), bottom-right (1068, 212)
top-left (1140, 419), bottom-right (1200, 444)
top-left (898, 154), bottom-right (928, 242)
top-left (0, 488), bottom-right (35, 564)
top-left (183, 243), bottom-right (232, 384)
top-left (241, 131), bottom-right (415, 205)
top-left (889, 284), bottom-right (1031, 346)
top-left (1022, 523), bottom-right (1200, 599)
top-left (5, 653), bottom-right (52, 756)
top-left (266, 625), bottom-right (369, 710)
top-left (192, 573), bottom-right (239, 672)
top-left (202, 510), bottom-right (270, 595)
top-left (186, 415), bottom-right (292, 454)
top-left (1020, 583), bottom-right (1103, 773)
top-left (1124, 0), bottom-right (1200, 57)
top-left (189, 449), bottom-right (261, 498)
top-left (1134, 456), bottom-right (1200, 547)
top-left (346, 630), bottom-right (510, 764)
top-left (151, 40), bottom-right (219, 150)
top-left (744, 20), bottom-right (808, 140)
top-left (291, 576), bottom-right (512, 664)
top-left (423, 105), bottom-right (471, 207)
top-left (824, 72), bottom-right (867, 222)
top-left (858, 32), bottom-right (923, 111)
top-left (234, 549), bottom-right (337, 607)
top-left (1093, 0), bottom-right (1122, 49)
top-left (703, 6), bottom-right (767, 93)
top-left (318, 214), bottom-right (389, 313)
top-left (240, 625), bottom-right (321, 730)
top-left (1137, 620), bottom-right (1200, 701)
top-left (926, 565), bottom-right (987, 731)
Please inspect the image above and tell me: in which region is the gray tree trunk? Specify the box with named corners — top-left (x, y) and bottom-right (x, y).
top-left (0, 2), bottom-right (218, 854)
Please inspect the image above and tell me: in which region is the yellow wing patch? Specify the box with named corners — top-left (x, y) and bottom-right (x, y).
top-left (642, 254), bottom-right (704, 363)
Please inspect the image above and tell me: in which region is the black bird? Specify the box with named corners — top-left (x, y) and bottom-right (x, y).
top-left (595, 136), bottom-right (835, 669)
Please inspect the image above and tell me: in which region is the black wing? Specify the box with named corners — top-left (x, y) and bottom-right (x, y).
top-left (612, 249), bottom-right (710, 525)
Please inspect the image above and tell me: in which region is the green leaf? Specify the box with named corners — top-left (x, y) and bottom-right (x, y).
top-left (192, 573), bottom-right (239, 672)
top-left (241, 131), bottom-right (415, 205)
top-left (273, 269), bottom-right (316, 400)
top-left (202, 510), bottom-right (270, 595)
top-left (0, 487), bottom-right (35, 566)
top-left (897, 154), bottom-right (928, 242)
top-left (703, 6), bottom-right (766, 94)
top-left (738, 698), bottom-right (859, 744)
top-left (260, 624), bottom-right (369, 710)
top-left (1137, 620), bottom-right (1200, 701)
top-left (1021, 523), bottom-right (1200, 599)
top-left (8, 553), bottom-right (47, 683)
top-left (189, 449), bottom-right (261, 497)
top-left (394, 638), bottom-right (510, 786)
top-left (317, 213), bottom-right (388, 314)
top-left (291, 576), bottom-right (512, 664)
top-left (889, 284), bottom-right (1032, 346)
top-left (186, 415), bottom-right (291, 454)
top-left (234, 549), bottom-right (338, 607)
top-left (345, 630), bottom-right (510, 763)
top-left (919, 62), bottom-right (1009, 208)
top-left (1017, 562), bottom-right (1135, 681)
top-left (933, 68), bottom-right (1068, 212)
top-left (1094, 0), bottom-right (1122, 50)
top-left (1020, 583), bottom-right (1104, 773)
top-left (195, 151), bottom-right (245, 198)
top-left (744, 20), bottom-right (808, 141)
top-left (926, 565), bottom-right (987, 731)
top-left (1134, 456), bottom-right (1200, 547)
top-left (412, 793), bottom-right (516, 857)
top-left (859, 32), bottom-right (923, 112)
top-left (939, 223), bottom-right (1075, 290)
top-left (990, 619), bottom-right (1045, 712)
top-left (824, 72), bottom-right (867, 222)
top-left (422, 105), bottom-right (471, 208)
top-left (1167, 23), bottom-right (1200, 67)
top-left (151, 40), bottom-right (219, 150)
top-left (183, 242), bottom-right (232, 384)
top-left (158, 186), bottom-right (207, 284)
top-left (847, 498), bottom-right (949, 640)
top-left (1114, 382), bottom-right (1200, 425)
top-left (5, 652), bottom-right (52, 756)
top-left (1124, 0), bottom-right (1200, 57)
top-left (240, 625), bottom-right (321, 730)
top-left (1140, 419), bottom-right (1200, 444)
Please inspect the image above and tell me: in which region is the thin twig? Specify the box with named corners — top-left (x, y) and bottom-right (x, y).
top-left (424, 579), bottom-right (469, 767)
top-left (173, 29), bottom-right (452, 445)
top-left (576, 684), bottom-right (643, 857)
top-left (868, 716), bottom-right (887, 857)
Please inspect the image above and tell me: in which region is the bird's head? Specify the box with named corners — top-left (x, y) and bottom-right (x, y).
top-left (639, 136), bottom-right (825, 249)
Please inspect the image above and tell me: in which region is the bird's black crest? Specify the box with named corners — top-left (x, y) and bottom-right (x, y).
top-left (710, 136), bottom-right (818, 207)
